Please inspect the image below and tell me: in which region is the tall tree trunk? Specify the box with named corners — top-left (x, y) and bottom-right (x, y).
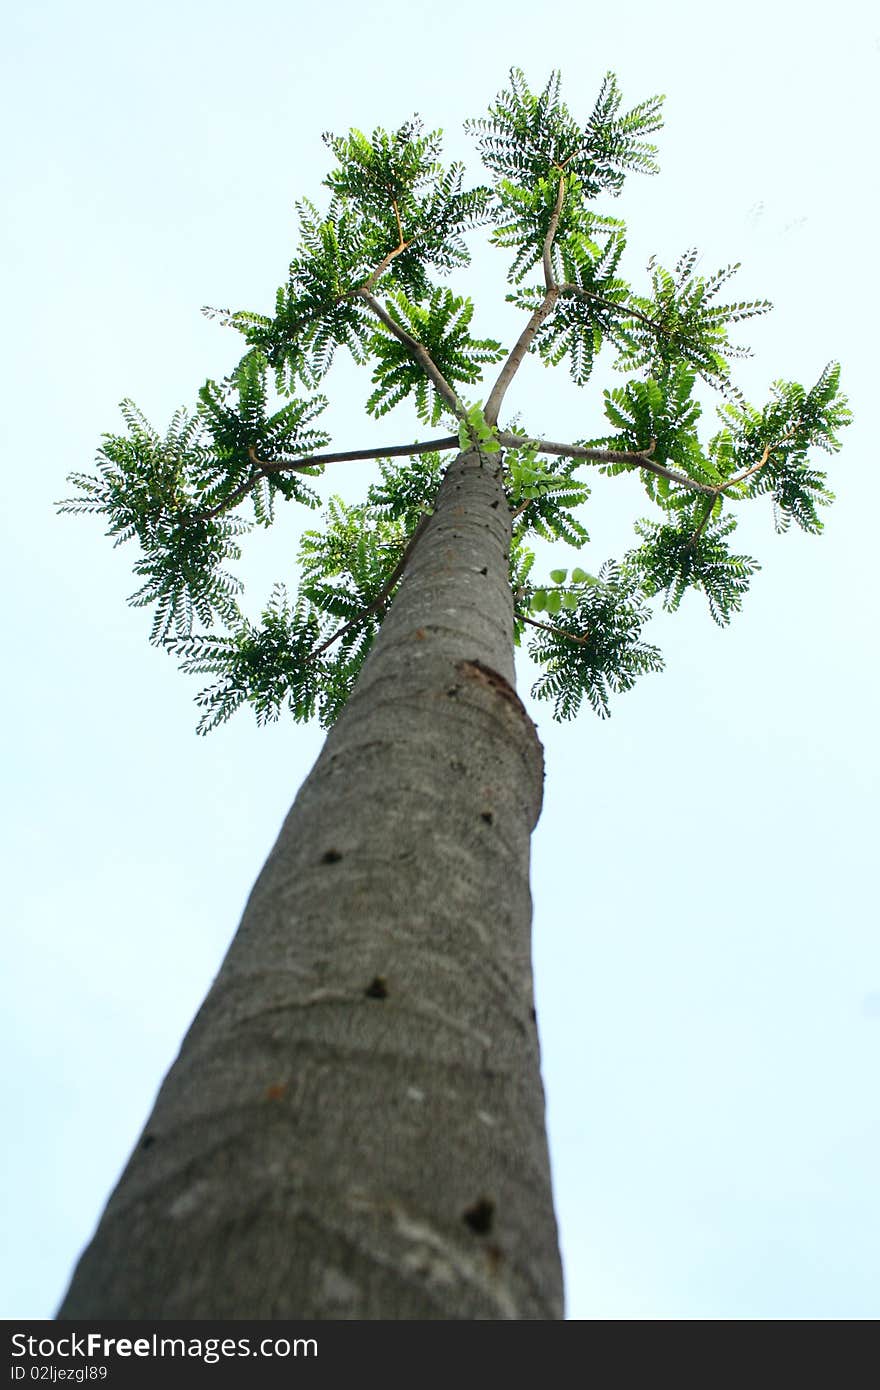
top-left (58, 447), bottom-right (564, 1320)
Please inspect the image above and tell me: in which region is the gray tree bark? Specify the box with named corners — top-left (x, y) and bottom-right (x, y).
top-left (58, 447), bottom-right (564, 1320)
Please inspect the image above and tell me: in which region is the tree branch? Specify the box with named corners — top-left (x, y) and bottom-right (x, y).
top-left (483, 293), bottom-right (558, 428)
top-left (495, 431), bottom-right (719, 497)
top-left (310, 513), bottom-right (432, 659)
top-left (355, 288), bottom-right (465, 419)
top-left (543, 173), bottom-right (567, 290)
top-left (254, 436), bottom-right (460, 473)
top-left (361, 202), bottom-right (413, 293)
top-left (195, 437), bottom-right (460, 522)
top-left (484, 174), bottom-right (567, 428)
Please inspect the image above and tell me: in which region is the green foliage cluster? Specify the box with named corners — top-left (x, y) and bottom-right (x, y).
top-left (60, 68), bottom-right (851, 732)
top-left (466, 69), bottom-right (663, 197)
top-left (528, 562), bottom-right (664, 718)
top-left (166, 465), bottom-right (432, 731)
top-left (367, 290), bottom-right (503, 424)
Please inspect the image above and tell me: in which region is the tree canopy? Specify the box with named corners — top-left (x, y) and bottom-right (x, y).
top-left (58, 68), bottom-right (851, 730)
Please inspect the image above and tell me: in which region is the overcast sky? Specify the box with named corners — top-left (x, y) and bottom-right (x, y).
top-left (2, 0), bottom-right (878, 1320)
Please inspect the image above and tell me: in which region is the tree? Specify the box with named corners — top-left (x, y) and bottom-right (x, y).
top-left (56, 69), bottom-right (850, 1320)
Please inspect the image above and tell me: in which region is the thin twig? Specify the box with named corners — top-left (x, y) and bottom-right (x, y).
top-left (557, 282), bottom-right (670, 339)
top-left (361, 202), bottom-right (413, 293)
top-left (686, 437), bottom-right (793, 546)
top-left (517, 612), bottom-right (591, 645)
top-left (721, 442), bottom-right (773, 491)
top-left (392, 198), bottom-right (404, 249)
top-left (685, 497), bottom-right (716, 551)
top-left (196, 463), bottom-right (262, 523)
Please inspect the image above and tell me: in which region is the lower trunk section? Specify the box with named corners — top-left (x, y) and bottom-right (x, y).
top-left (59, 449), bottom-right (564, 1319)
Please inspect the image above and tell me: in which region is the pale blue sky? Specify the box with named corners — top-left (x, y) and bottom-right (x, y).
top-left (2, 0), bottom-right (878, 1320)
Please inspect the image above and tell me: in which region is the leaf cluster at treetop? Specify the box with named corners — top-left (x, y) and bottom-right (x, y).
top-left (59, 68), bottom-right (851, 731)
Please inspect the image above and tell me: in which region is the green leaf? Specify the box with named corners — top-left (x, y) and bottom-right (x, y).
top-left (550, 568), bottom-right (567, 584)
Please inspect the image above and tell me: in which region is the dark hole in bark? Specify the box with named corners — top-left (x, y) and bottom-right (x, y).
top-left (481, 811), bottom-right (493, 824)
top-left (321, 849), bottom-right (343, 864)
top-left (447, 686), bottom-right (459, 697)
top-left (364, 976), bottom-right (388, 1000)
top-left (479, 566), bottom-right (488, 575)
top-left (141, 1135), bottom-right (155, 1150)
top-left (530, 1007), bottom-right (537, 1023)
top-left (490, 499), bottom-right (500, 509)
top-left (463, 1197), bottom-right (495, 1235)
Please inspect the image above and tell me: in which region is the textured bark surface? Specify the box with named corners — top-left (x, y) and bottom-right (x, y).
top-left (59, 448), bottom-right (564, 1320)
